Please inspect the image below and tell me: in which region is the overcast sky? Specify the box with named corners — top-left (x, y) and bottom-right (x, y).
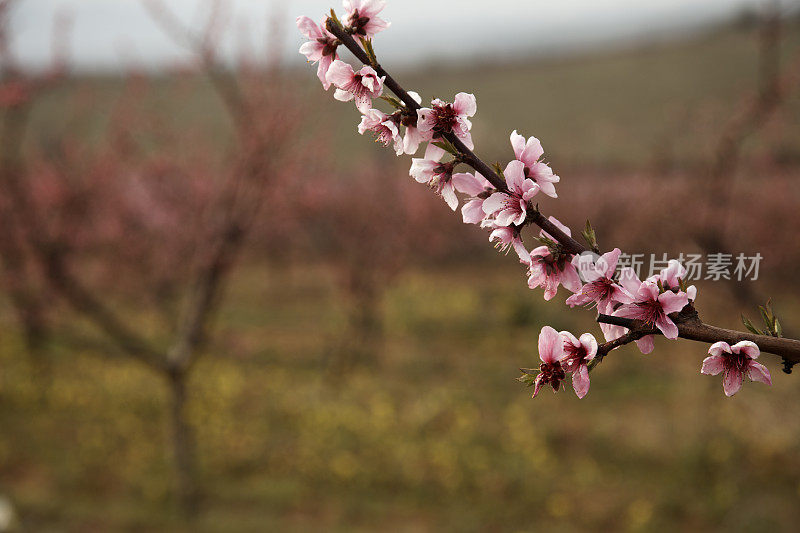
top-left (8, 0), bottom-right (794, 71)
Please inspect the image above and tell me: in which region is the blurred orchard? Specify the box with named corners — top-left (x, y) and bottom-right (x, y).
top-left (0, 0), bottom-right (800, 531)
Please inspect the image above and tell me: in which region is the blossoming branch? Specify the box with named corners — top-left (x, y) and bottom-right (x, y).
top-left (297, 0), bottom-right (800, 398)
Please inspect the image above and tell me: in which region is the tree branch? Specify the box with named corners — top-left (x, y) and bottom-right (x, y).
top-left (325, 18), bottom-right (586, 255)
top-left (597, 313), bottom-right (800, 365)
top-left (325, 14), bottom-right (800, 371)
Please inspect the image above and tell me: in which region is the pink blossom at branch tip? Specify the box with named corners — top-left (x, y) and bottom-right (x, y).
top-left (527, 245), bottom-right (582, 301)
top-left (297, 16), bottom-right (340, 90)
top-left (343, 0), bottom-right (390, 39)
top-left (416, 93), bottom-right (476, 149)
top-left (701, 341), bottom-right (771, 396)
top-left (327, 60), bottom-right (385, 113)
top-left (358, 109), bottom-right (403, 155)
top-left (567, 248), bottom-right (634, 312)
top-left (613, 279), bottom-right (689, 340)
top-left (560, 331), bottom-right (598, 399)
top-left (532, 326), bottom-right (567, 398)
top-left (481, 160), bottom-right (538, 227)
top-left (452, 171), bottom-right (493, 224)
top-left (509, 130), bottom-right (560, 198)
top-left (409, 144), bottom-right (460, 210)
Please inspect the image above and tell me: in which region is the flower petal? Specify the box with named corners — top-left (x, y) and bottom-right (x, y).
top-left (579, 333), bottom-right (598, 360)
top-left (723, 369), bottom-right (743, 396)
top-left (732, 340), bottom-right (760, 360)
top-left (747, 361), bottom-right (772, 385)
top-left (453, 92), bottom-right (477, 117)
top-left (658, 291), bottom-right (689, 315)
top-left (655, 315), bottom-right (679, 340)
top-left (510, 130), bottom-right (526, 160)
top-left (538, 326), bottom-right (564, 364)
top-left (708, 341), bottom-right (732, 357)
top-left (572, 364), bottom-right (591, 399)
top-left (701, 354), bottom-right (725, 375)
top-left (635, 335), bottom-right (655, 354)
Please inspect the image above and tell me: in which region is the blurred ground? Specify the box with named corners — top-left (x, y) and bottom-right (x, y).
top-left (1, 17), bottom-right (800, 533)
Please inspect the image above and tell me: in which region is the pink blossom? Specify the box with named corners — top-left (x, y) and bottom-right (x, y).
top-left (410, 144), bottom-right (474, 210)
top-left (401, 91), bottom-right (426, 155)
top-left (650, 259), bottom-right (698, 301)
top-left (560, 331), bottom-right (598, 399)
top-left (532, 326), bottom-right (567, 398)
top-left (567, 248), bottom-right (634, 312)
top-left (358, 109), bottom-right (403, 155)
top-left (326, 60), bottom-right (385, 113)
top-left (343, 0), bottom-right (390, 39)
top-left (527, 245), bottom-right (582, 301)
top-left (456, 171), bottom-right (493, 225)
top-left (599, 268), bottom-right (657, 353)
top-left (485, 223), bottom-right (530, 264)
top-left (481, 160), bottom-right (539, 227)
top-left (416, 93), bottom-right (476, 149)
top-left (297, 16), bottom-right (340, 90)
top-left (701, 341), bottom-right (772, 396)
top-left (613, 279), bottom-right (689, 340)
top-left (509, 130), bottom-right (560, 198)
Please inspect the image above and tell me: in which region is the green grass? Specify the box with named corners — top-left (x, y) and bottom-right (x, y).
top-left (1, 262), bottom-right (799, 532)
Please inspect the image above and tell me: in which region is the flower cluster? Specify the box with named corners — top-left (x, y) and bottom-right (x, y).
top-left (298, 1), bottom-right (774, 398)
top-left (523, 326), bottom-right (598, 399)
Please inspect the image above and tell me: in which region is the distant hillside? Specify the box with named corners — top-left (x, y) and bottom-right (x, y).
top-left (28, 20), bottom-right (800, 171)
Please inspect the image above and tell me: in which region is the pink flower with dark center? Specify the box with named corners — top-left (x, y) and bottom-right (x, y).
top-left (567, 248), bottom-right (634, 313)
top-left (416, 93), bottom-right (476, 149)
top-left (613, 280), bottom-right (689, 340)
top-left (560, 331), bottom-right (598, 399)
top-left (343, 0), bottom-right (390, 39)
top-left (510, 130), bottom-right (560, 198)
top-left (484, 223), bottom-right (529, 264)
top-left (701, 341), bottom-right (772, 396)
top-left (532, 326), bottom-right (567, 398)
top-left (410, 144), bottom-right (474, 210)
top-left (599, 268), bottom-right (658, 354)
top-left (358, 109), bottom-right (403, 155)
top-left (297, 16), bottom-right (340, 90)
top-left (481, 160), bottom-right (539, 227)
top-left (327, 60), bottom-right (385, 113)
top-left (527, 245), bottom-right (582, 301)
top-left (456, 171), bottom-right (493, 225)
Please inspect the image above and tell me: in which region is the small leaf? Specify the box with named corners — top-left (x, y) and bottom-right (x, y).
top-left (759, 305), bottom-right (772, 331)
top-left (492, 162), bottom-right (506, 180)
top-left (742, 314), bottom-right (761, 335)
top-left (535, 235), bottom-right (559, 250)
top-left (581, 219), bottom-right (598, 252)
top-left (360, 37), bottom-right (378, 65)
top-left (328, 9), bottom-right (341, 26)
top-left (774, 318), bottom-right (783, 337)
top-left (380, 95), bottom-right (403, 109)
top-left (432, 141), bottom-right (459, 156)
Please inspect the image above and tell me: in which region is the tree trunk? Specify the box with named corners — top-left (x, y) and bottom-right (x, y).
top-left (167, 368), bottom-right (199, 518)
